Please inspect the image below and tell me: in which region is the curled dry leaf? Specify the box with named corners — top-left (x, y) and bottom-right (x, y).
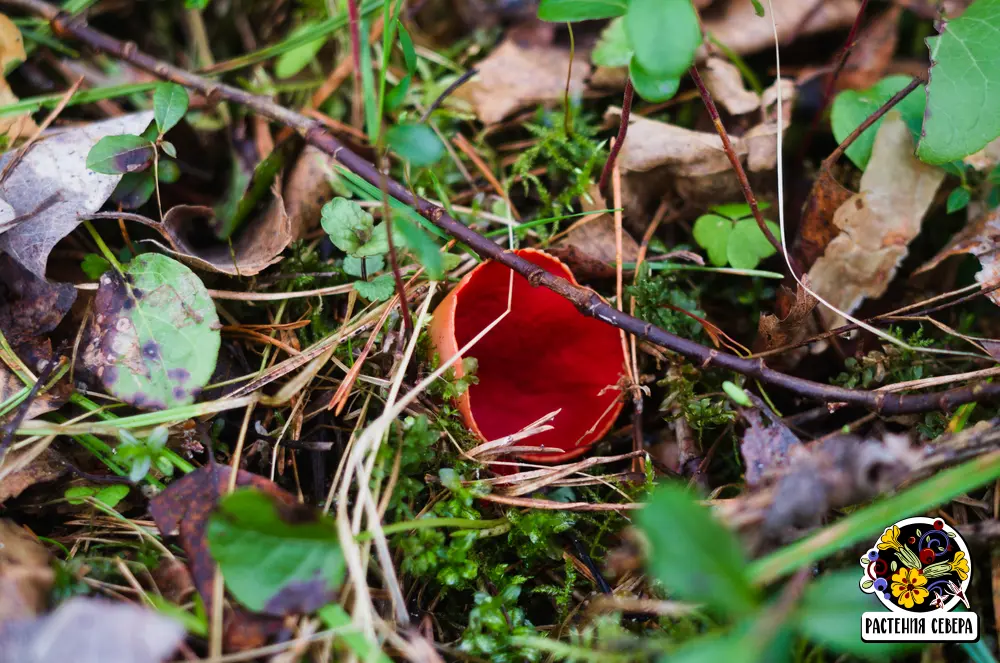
top-left (915, 207), bottom-right (1000, 306)
top-left (702, 57), bottom-right (762, 116)
top-left (756, 282), bottom-right (817, 358)
top-left (0, 520), bottom-right (53, 623)
top-left (283, 145), bottom-right (341, 239)
top-left (550, 186), bottom-right (640, 279)
top-left (148, 197), bottom-right (291, 277)
top-left (0, 14), bottom-right (39, 142)
top-left (429, 249), bottom-right (627, 463)
top-left (453, 38), bottom-right (590, 125)
top-left (703, 0), bottom-right (860, 56)
top-left (0, 112), bottom-right (154, 278)
top-left (0, 447), bottom-right (66, 505)
top-left (0, 597), bottom-right (184, 663)
top-left (606, 81), bottom-right (793, 216)
top-left (0, 255), bottom-right (76, 348)
top-left (806, 112), bottom-right (945, 329)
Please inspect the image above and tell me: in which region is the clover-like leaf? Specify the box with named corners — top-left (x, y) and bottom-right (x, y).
top-left (692, 213), bottom-right (732, 266)
top-left (353, 274), bottom-right (396, 301)
top-left (321, 197), bottom-right (394, 257)
top-left (727, 218), bottom-right (779, 269)
top-left (82, 253), bottom-right (221, 410)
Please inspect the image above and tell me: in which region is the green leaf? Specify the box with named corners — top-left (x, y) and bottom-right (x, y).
top-left (396, 215), bottom-right (443, 279)
top-left (157, 159), bottom-right (180, 183)
top-left (321, 197), bottom-right (394, 257)
top-left (81, 253), bottom-right (111, 279)
top-left (274, 22), bottom-right (326, 79)
top-left (153, 83), bottom-right (189, 135)
top-left (918, 0), bottom-right (1000, 163)
top-left (111, 171), bottom-right (156, 209)
top-left (385, 123), bottom-right (445, 167)
top-left (398, 23), bottom-right (416, 73)
top-left (65, 484), bottom-right (129, 508)
top-left (671, 617), bottom-right (793, 663)
top-left (638, 483), bottom-right (757, 615)
top-left (722, 381), bottom-right (752, 406)
top-left (727, 218), bottom-right (778, 269)
top-left (160, 141), bottom-right (177, 159)
top-left (947, 187), bottom-right (971, 213)
top-left (86, 134), bottom-right (155, 175)
top-left (831, 75), bottom-right (925, 170)
top-left (797, 571), bottom-right (920, 660)
top-left (592, 17), bottom-right (632, 68)
top-left (537, 0), bottom-right (627, 22)
top-left (343, 255), bottom-right (385, 277)
top-left (628, 56), bottom-right (680, 102)
top-left (318, 604), bottom-right (393, 663)
top-left (749, 0), bottom-right (765, 17)
top-left (88, 253), bottom-right (220, 410)
top-left (354, 274), bottom-right (396, 301)
top-left (711, 201), bottom-right (769, 219)
top-left (207, 489), bottom-right (346, 615)
top-left (692, 213), bottom-right (732, 266)
top-left (625, 0), bottom-right (701, 79)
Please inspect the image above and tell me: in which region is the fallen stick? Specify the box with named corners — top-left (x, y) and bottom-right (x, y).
top-left (8, 0), bottom-right (999, 415)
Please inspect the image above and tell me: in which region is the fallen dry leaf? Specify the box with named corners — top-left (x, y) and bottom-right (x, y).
top-left (915, 208), bottom-right (1000, 306)
top-left (0, 255), bottom-right (76, 348)
top-left (607, 80), bottom-right (794, 216)
top-left (0, 520), bottom-right (53, 624)
top-left (0, 14), bottom-right (39, 141)
top-left (0, 112), bottom-right (154, 278)
top-left (702, 57), bottom-right (762, 116)
top-left (0, 446), bottom-right (66, 505)
top-left (454, 38), bottom-right (590, 125)
top-left (756, 282), bottom-right (818, 355)
top-left (703, 0), bottom-right (861, 56)
top-left (284, 145), bottom-right (340, 239)
top-left (739, 399), bottom-right (801, 487)
top-left (0, 596), bottom-right (184, 663)
top-left (148, 199), bottom-right (291, 276)
top-left (550, 187), bottom-right (639, 279)
top-left (838, 6), bottom-right (902, 91)
top-left (806, 112), bottom-right (945, 328)
top-left (791, 167), bottom-right (853, 272)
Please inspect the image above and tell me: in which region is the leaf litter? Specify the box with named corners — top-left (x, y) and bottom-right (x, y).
top-left (5, 0), bottom-right (1000, 661)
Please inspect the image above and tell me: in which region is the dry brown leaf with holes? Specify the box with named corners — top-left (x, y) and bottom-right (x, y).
top-left (756, 282), bottom-right (817, 356)
top-left (702, 0), bottom-right (860, 56)
top-left (147, 197), bottom-right (291, 277)
top-left (914, 208), bottom-right (1000, 307)
top-left (453, 38), bottom-right (590, 125)
top-left (0, 520), bottom-right (53, 624)
top-left (807, 112), bottom-right (945, 329)
top-left (0, 14), bottom-right (38, 141)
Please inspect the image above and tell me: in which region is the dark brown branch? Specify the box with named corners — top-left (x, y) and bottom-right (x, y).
top-left (598, 78), bottom-right (633, 193)
top-left (689, 65), bottom-right (784, 259)
top-left (419, 67), bottom-right (477, 123)
top-left (16, 0), bottom-right (1000, 416)
top-left (823, 74), bottom-right (924, 169)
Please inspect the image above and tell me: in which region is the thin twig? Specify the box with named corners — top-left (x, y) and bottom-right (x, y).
top-left (19, 0), bottom-right (1000, 416)
top-left (379, 155), bottom-right (413, 340)
top-left (598, 78), bottom-right (633, 192)
top-left (420, 67), bottom-right (477, 123)
top-left (689, 64), bottom-right (783, 257)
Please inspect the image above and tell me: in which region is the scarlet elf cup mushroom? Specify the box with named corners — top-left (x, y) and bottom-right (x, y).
top-left (429, 249), bottom-right (627, 463)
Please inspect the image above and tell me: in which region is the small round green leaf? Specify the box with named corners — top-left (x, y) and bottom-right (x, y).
top-left (629, 56), bottom-right (680, 102)
top-left (947, 187), bottom-right (971, 214)
top-left (692, 213), bottom-right (732, 266)
top-left (86, 134), bottom-right (155, 175)
top-left (84, 253), bottom-right (220, 410)
top-left (537, 0), bottom-right (627, 22)
top-left (153, 83), bottom-right (189, 135)
top-left (626, 0), bottom-right (701, 79)
top-left (385, 123), bottom-right (445, 167)
top-left (353, 274), bottom-right (396, 301)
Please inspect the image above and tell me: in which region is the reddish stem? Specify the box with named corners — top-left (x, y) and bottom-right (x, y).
top-left (598, 78), bottom-right (634, 193)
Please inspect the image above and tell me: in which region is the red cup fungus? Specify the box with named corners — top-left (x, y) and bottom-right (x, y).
top-left (429, 248), bottom-right (627, 463)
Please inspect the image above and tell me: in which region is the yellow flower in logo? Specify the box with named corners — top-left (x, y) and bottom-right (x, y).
top-left (950, 551), bottom-right (970, 581)
top-left (891, 567), bottom-right (929, 609)
top-left (878, 525), bottom-right (902, 551)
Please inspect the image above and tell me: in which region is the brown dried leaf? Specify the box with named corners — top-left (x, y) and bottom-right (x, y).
top-left (702, 57), bottom-right (761, 116)
top-left (0, 112), bottom-right (154, 277)
top-left (806, 112), bottom-right (944, 329)
top-left (149, 464), bottom-right (296, 608)
top-left (756, 282), bottom-right (818, 353)
top-left (838, 7), bottom-right (902, 91)
top-left (0, 14), bottom-right (38, 140)
top-left (0, 520), bottom-right (53, 624)
top-left (284, 145), bottom-right (339, 239)
top-left (148, 199), bottom-right (291, 276)
top-left (739, 400), bottom-right (801, 487)
top-left (914, 208), bottom-right (1000, 306)
top-left (0, 446), bottom-right (66, 505)
top-left (792, 168), bottom-right (853, 271)
top-left (0, 255), bottom-right (76, 348)
top-left (703, 0), bottom-right (860, 56)
top-left (454, 38), bottom-right (590, 125)
top-left (550, 188), bottom-right (639, 279)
